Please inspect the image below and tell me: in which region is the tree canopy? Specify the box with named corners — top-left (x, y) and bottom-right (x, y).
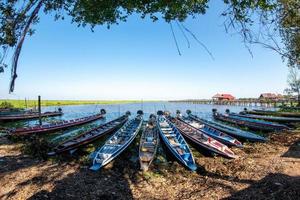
top-left (0, 0), bottom-right (299, 92)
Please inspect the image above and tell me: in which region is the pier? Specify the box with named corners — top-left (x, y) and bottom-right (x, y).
top-left (169, 99), bottom-right (297, 108)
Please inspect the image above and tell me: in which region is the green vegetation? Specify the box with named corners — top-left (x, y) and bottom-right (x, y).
top-left (0, 99), bottom-right (159, 109)
top-left (0, 101), bottom-right (14, 109)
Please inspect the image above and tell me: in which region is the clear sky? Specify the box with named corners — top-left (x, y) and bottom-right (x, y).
top-left (0, 1), bottom-right (288, 100)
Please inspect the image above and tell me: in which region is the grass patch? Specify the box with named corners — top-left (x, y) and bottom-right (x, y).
top-left (0, 99), bottom-right (161, 109)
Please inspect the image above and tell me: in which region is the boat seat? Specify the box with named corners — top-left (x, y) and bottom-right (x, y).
top-left (164, 133), bottom-right (176, 137)
top-left (141, 146), bottom-right (155, 152)
top-left (169, 138), bottom-right (180, 147)
top-left (176, 147), bottom-right (185, 155)
top-left (140, 152), bottom-right (153, 162)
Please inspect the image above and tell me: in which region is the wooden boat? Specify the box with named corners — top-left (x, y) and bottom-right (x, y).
top-left (0, 108), bottom-right (27, 116)
top-left (157, 112), bottom-right (197, 171)
top-left (0, 109), bottom-right (63, 122)
top-left (10, 109), bottom-right (106, 136)
top-left (186, 110), bottom-right (266, 142)
top-left (213, 109), bottom-right (289, 132)
top-left (48, 114), bottom-right (129, 155)
top-left (242, 108), bottom-right (300, 118)
top-left (167, 115), bottom-right (237, 159)
top-left (176, 114), bottom-right (243, 147)
top-left (232, 112), bottom-right (300, 123)
top-left (90, 111), bottom-right (143, 171)
top-left (139, 114), bottom-right (159, 171)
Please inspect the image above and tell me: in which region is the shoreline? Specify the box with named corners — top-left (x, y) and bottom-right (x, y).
top-left (0, 100), bottom-right (163, 109)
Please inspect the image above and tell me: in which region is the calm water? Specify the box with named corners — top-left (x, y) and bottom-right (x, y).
top-left (1, 102), bottom-right (260, 142)
top-left (41, 102), bottom-right (254, 120)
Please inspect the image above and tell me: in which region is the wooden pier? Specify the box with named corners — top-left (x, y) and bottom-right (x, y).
top-left (169, 99), bottom-right (297, 108)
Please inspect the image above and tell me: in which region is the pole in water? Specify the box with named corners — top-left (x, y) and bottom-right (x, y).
top-left (38, 95), bottom-right (41, 125)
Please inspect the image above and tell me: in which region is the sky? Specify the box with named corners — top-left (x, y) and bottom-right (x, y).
top-left (0, 1), bottom-right (288, 100)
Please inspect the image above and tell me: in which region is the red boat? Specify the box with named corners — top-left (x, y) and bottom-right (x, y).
top-left (0, 110), bottom-right (63, 122)
top-left (10, 109), bottom-right (106, 136)
top-left (168, 116), bottom-right (237, 159)
top-left (49, 114), bottom-right (129, 155)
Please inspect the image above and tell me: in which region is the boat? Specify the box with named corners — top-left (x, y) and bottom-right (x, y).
top-left (90, 111), bottom-right (143, 171)
top-left (186, 110), bottom-right (266, 142)
top-left (232, 111), bottom-right (300, 123)
top-left (139, 114), bottom-right (159, 171)
top-left (0, 108), bottom-right (27, 116)
top-left (175, 111), bottom-right (242, 147)
top-left (10, 109), bottom-right (107, 136)
top-left (48, 114), bottom-right (129, 155)
top-left (157, 111), bottom-right (197, 171)
top-left (166, 114), bottom-right (237, 159)
top-left (242, 108), bottom-right (300, 118)
top-left (213, 109), bottom-right (290, 131)
top-left (0, 109), bottom-right (63, 122)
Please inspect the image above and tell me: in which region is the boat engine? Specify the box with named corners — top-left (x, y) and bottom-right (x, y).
top-left (137, 110), bottom-right (144, 115)
top-left (100, 109), bottom-right (106, 115)
top-left (157, 110), bottom-right (163, 116)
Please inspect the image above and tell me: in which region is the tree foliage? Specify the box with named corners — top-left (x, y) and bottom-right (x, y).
top-left (0, 0), bottom-right (299, 92)
top-left (285, 67), bottom-right (300, 105)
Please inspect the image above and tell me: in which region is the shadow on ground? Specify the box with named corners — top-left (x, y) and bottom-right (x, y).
top-left (282, 139), bottom-right (300, 158)
top-left (224, 173), bottom-right (300, 200)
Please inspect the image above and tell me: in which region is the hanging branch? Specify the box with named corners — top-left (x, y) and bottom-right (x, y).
top-left (175, 20), bottom-right (190, 48)
top-left (180, 23), bottom-right (215, 60)
top-left (170, 22), bottom-right (181, 56)
top-left (9, 0), bottom-right (44, 93)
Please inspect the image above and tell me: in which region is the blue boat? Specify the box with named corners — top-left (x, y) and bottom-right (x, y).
top-left (186, 110), bottom-right (267, 142)
top-left (232, 112), bottom-right (300, 123)
top-left (157, 112), bottom-right (197, 171)
top-left (90, 111), bottom-right (143, 171)
top-left (213, 109), bottom-right (289, 132)
top-left (178, 115), bottom-right (243, 147)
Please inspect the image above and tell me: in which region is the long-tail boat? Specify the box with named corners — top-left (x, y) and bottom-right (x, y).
top-left (175, 111), bottom-right (242, 147)
top-left (213, 109), bottom-right (289, 131)
top-left (232, 112), bottom-right (300, 123)
top-left (90, 111), bottom-right (143, 171)
top-left (186, 110), bottom-right (266, 142)
top-left (0, 109), bottom-right (63, 122)
top-left (157, 111), bottom-right (197, 171)
top-left (0, 108), bottom-right (27, 116)
top-left (166, 114), bottom-right (237, 159)
top-left (139, 114), bottom-right (159, 171)
top-left (10, 109), bottom-right (107, 136)
top-left (48, 114), bottom-right (129, 155)
top-left (242, 108), bottom-right (300, 118)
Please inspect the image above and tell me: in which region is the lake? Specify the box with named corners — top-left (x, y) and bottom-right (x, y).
top-left (2, 102), bottom-right (261, 142)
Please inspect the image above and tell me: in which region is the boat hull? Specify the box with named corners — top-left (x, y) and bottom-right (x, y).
top-left (90, 117), bottom-right (143, 171)
top-left (139, 120), bottom-right (159, 171)
top-left (213, 112), bottom-right (289, 132)
top-left (188, 114), bottom-right (266, 142)
top-left (0, 111), bottom-right (62, 122)
top-left (169, 117), bottom-right (237, 159)
top-left (11, 113), bottom-right (105, 136)
top-left (157, 116), bottom-right (197, 171)
top-left (50, 116), bottom-right (128, 155)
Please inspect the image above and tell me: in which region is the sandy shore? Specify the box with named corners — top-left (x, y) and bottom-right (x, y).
top-left (0, 131), bottom-right (299, 200)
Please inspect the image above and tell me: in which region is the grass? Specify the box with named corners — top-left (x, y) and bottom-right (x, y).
top-left (0, 99), bottom-right (160, 109)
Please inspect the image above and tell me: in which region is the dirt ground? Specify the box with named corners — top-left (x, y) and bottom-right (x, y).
top-left (0, 131), bottom-right (299, 200)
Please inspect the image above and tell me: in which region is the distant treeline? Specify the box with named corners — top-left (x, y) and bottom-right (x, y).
top-left (0, 99), bottom-right (158, 108)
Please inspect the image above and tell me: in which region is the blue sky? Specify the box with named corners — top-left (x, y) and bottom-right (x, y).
top-left (0, 1), bottom-right (288, 100)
